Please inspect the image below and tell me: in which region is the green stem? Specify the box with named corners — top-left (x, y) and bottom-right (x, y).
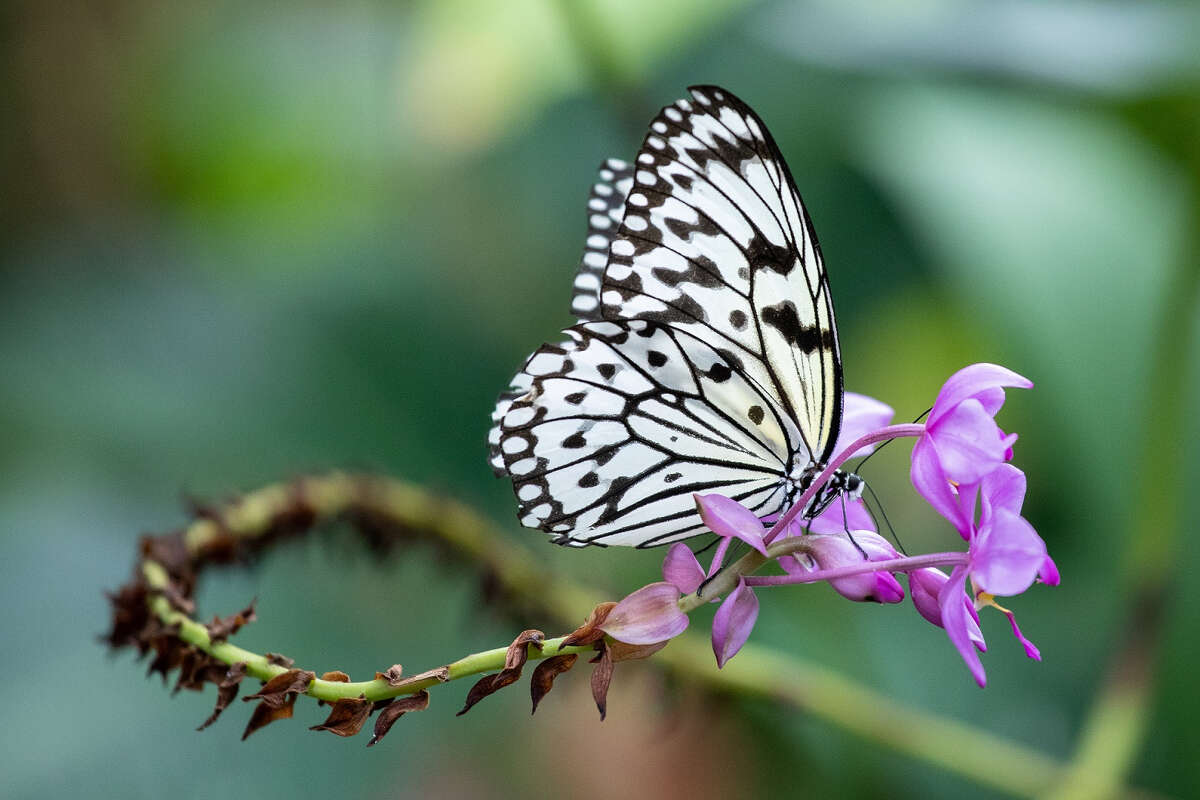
top-left (143, 559), bottom-right (591, 702)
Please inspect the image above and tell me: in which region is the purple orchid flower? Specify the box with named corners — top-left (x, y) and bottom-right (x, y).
top-left (931, 465), bottom-right (1058, 686)
top-left (910, 363), bottom-right (1032, 538)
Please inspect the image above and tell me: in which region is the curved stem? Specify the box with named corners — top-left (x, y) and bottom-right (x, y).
top-left (117, 472), bottom-right (1154, 797)
top-left (141, 560), bottom-right (592, 703)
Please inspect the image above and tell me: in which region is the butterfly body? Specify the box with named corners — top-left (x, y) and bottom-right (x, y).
top-left (490, 86), bottom-right (861, 547)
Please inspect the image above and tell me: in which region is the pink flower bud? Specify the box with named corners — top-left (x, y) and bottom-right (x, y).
top-left (909, 567), bottom-right (949, 627)
top-left (806, 533), bottom-right (905, 604)
top-left (600, 582), bottom-right (688, 645)
top-left (711, 578), bottom-right (758, 668)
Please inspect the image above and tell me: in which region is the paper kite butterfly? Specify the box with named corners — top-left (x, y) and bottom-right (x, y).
top-left (489, 86), bottom-right (861, 547)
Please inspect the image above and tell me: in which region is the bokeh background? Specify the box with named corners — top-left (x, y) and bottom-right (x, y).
top-left (4, 0), bottom-right (1199, 797)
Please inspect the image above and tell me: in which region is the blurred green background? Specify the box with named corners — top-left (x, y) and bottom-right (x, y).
top-left (4, 0), bottom-right (1199, 797)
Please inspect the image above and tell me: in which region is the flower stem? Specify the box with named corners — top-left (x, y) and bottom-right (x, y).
top-left (742, 552), bottom-right (966, 587)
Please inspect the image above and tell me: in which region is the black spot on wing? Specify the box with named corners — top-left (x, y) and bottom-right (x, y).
top-left (760, 301), bottom-right (832, 354)
top-left (706, 362), bottom-right (732, 382)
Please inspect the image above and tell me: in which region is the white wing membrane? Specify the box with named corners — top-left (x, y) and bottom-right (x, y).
top-left (499, 320), bottom-right (798, 547)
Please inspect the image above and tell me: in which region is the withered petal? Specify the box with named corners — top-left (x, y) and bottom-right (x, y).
top-left (367, 690), bottom-right (430, 747)
top-left (530, 654), bottom-right (577, 715)
top-left (505, 629), bottom-right (545, 670)
top-left (197, 664), bottom-right (247, 731)
top-left (310, 695), bottom-right (372, 737)
top-left (205, 600), bottom-right (257, 643)
top-left (609, 640), bottom-right (669, 662)
top-left (243, 669), bottom-right (314, 708)
top-left (455, 667), bottom-right (521, 717)
top-left (242, 695), bottom-right (296, 740)
top-left (321, 671), bottom-right (351, 682)
top-left (562, 602), bottom-right (616, 648)
top-left (265, 653), bottom-right (294, 668)
top-left (590, 643), bottom-right (614, 721)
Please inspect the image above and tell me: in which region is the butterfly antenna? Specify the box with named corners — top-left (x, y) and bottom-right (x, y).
top-left (841, 496), bottom-right (870, 560)
top-left (864, 481), bottom-right (906, 555)
top-left (852, 406), bottom-right (932, 475)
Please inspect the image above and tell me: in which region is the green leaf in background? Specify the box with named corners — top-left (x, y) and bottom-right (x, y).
top-left (851, 84), bottom-right (1188, 522)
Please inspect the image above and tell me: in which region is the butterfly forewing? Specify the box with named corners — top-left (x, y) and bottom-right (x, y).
top-left (601, 85), bottom-right (842, 466)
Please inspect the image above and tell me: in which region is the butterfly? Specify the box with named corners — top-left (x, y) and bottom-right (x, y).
top-left (489, 86), bottom-right (861, 548)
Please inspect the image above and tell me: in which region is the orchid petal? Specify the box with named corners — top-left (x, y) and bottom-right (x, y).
top-left (806, 498), bottom-right (877, 535)
top-left (1039, 555), bottom-right (1061, 587)
top-left (910, 567), bottom-right (949, 627)
top-left (980, 464), bottom-right (1027, 523)
top-left (910, 436), bottom-right (971, 537)
top-left (777, 551), bottom-right (816, 575)
top-left (872, 572), bottom-right (907, 604)
top-left (694, 494), bottom-right (768, 555)
top-left (929, 363), bottom-right (1033, 428)
top-left (836, 392), bottom-right (895, 456)
top-left (971, 509), bottom-right (1047, 596)
top-left (662, 542), bottom-right (705, 595)
top-left (600, 582), bottom-right (689, 645)
top-left (807, 533), bottom-right (903, 602)
top-left (927, 398), bottom-right (1010, 484)
top-left (711, 578), bottom-right (759, 668)
top-left (938, 566), bottom-right (988, 687)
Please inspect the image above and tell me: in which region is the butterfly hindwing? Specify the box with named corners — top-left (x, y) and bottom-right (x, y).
top-left (601, 85), bottom-right (842, 466)
top-left (498, 320), bottom-right (798, 547)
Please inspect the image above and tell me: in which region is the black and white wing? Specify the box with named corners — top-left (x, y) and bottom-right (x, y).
top-left (492, 86), bottom-right (845, 547)
top-left (488, 158), bottom-right (635, 476)
top-left (602, 85), bottom-right (843, 466)
top-left (571, 159), bottom-right (635, 320)
top-left (497, 319), bottom-right (801, 547)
